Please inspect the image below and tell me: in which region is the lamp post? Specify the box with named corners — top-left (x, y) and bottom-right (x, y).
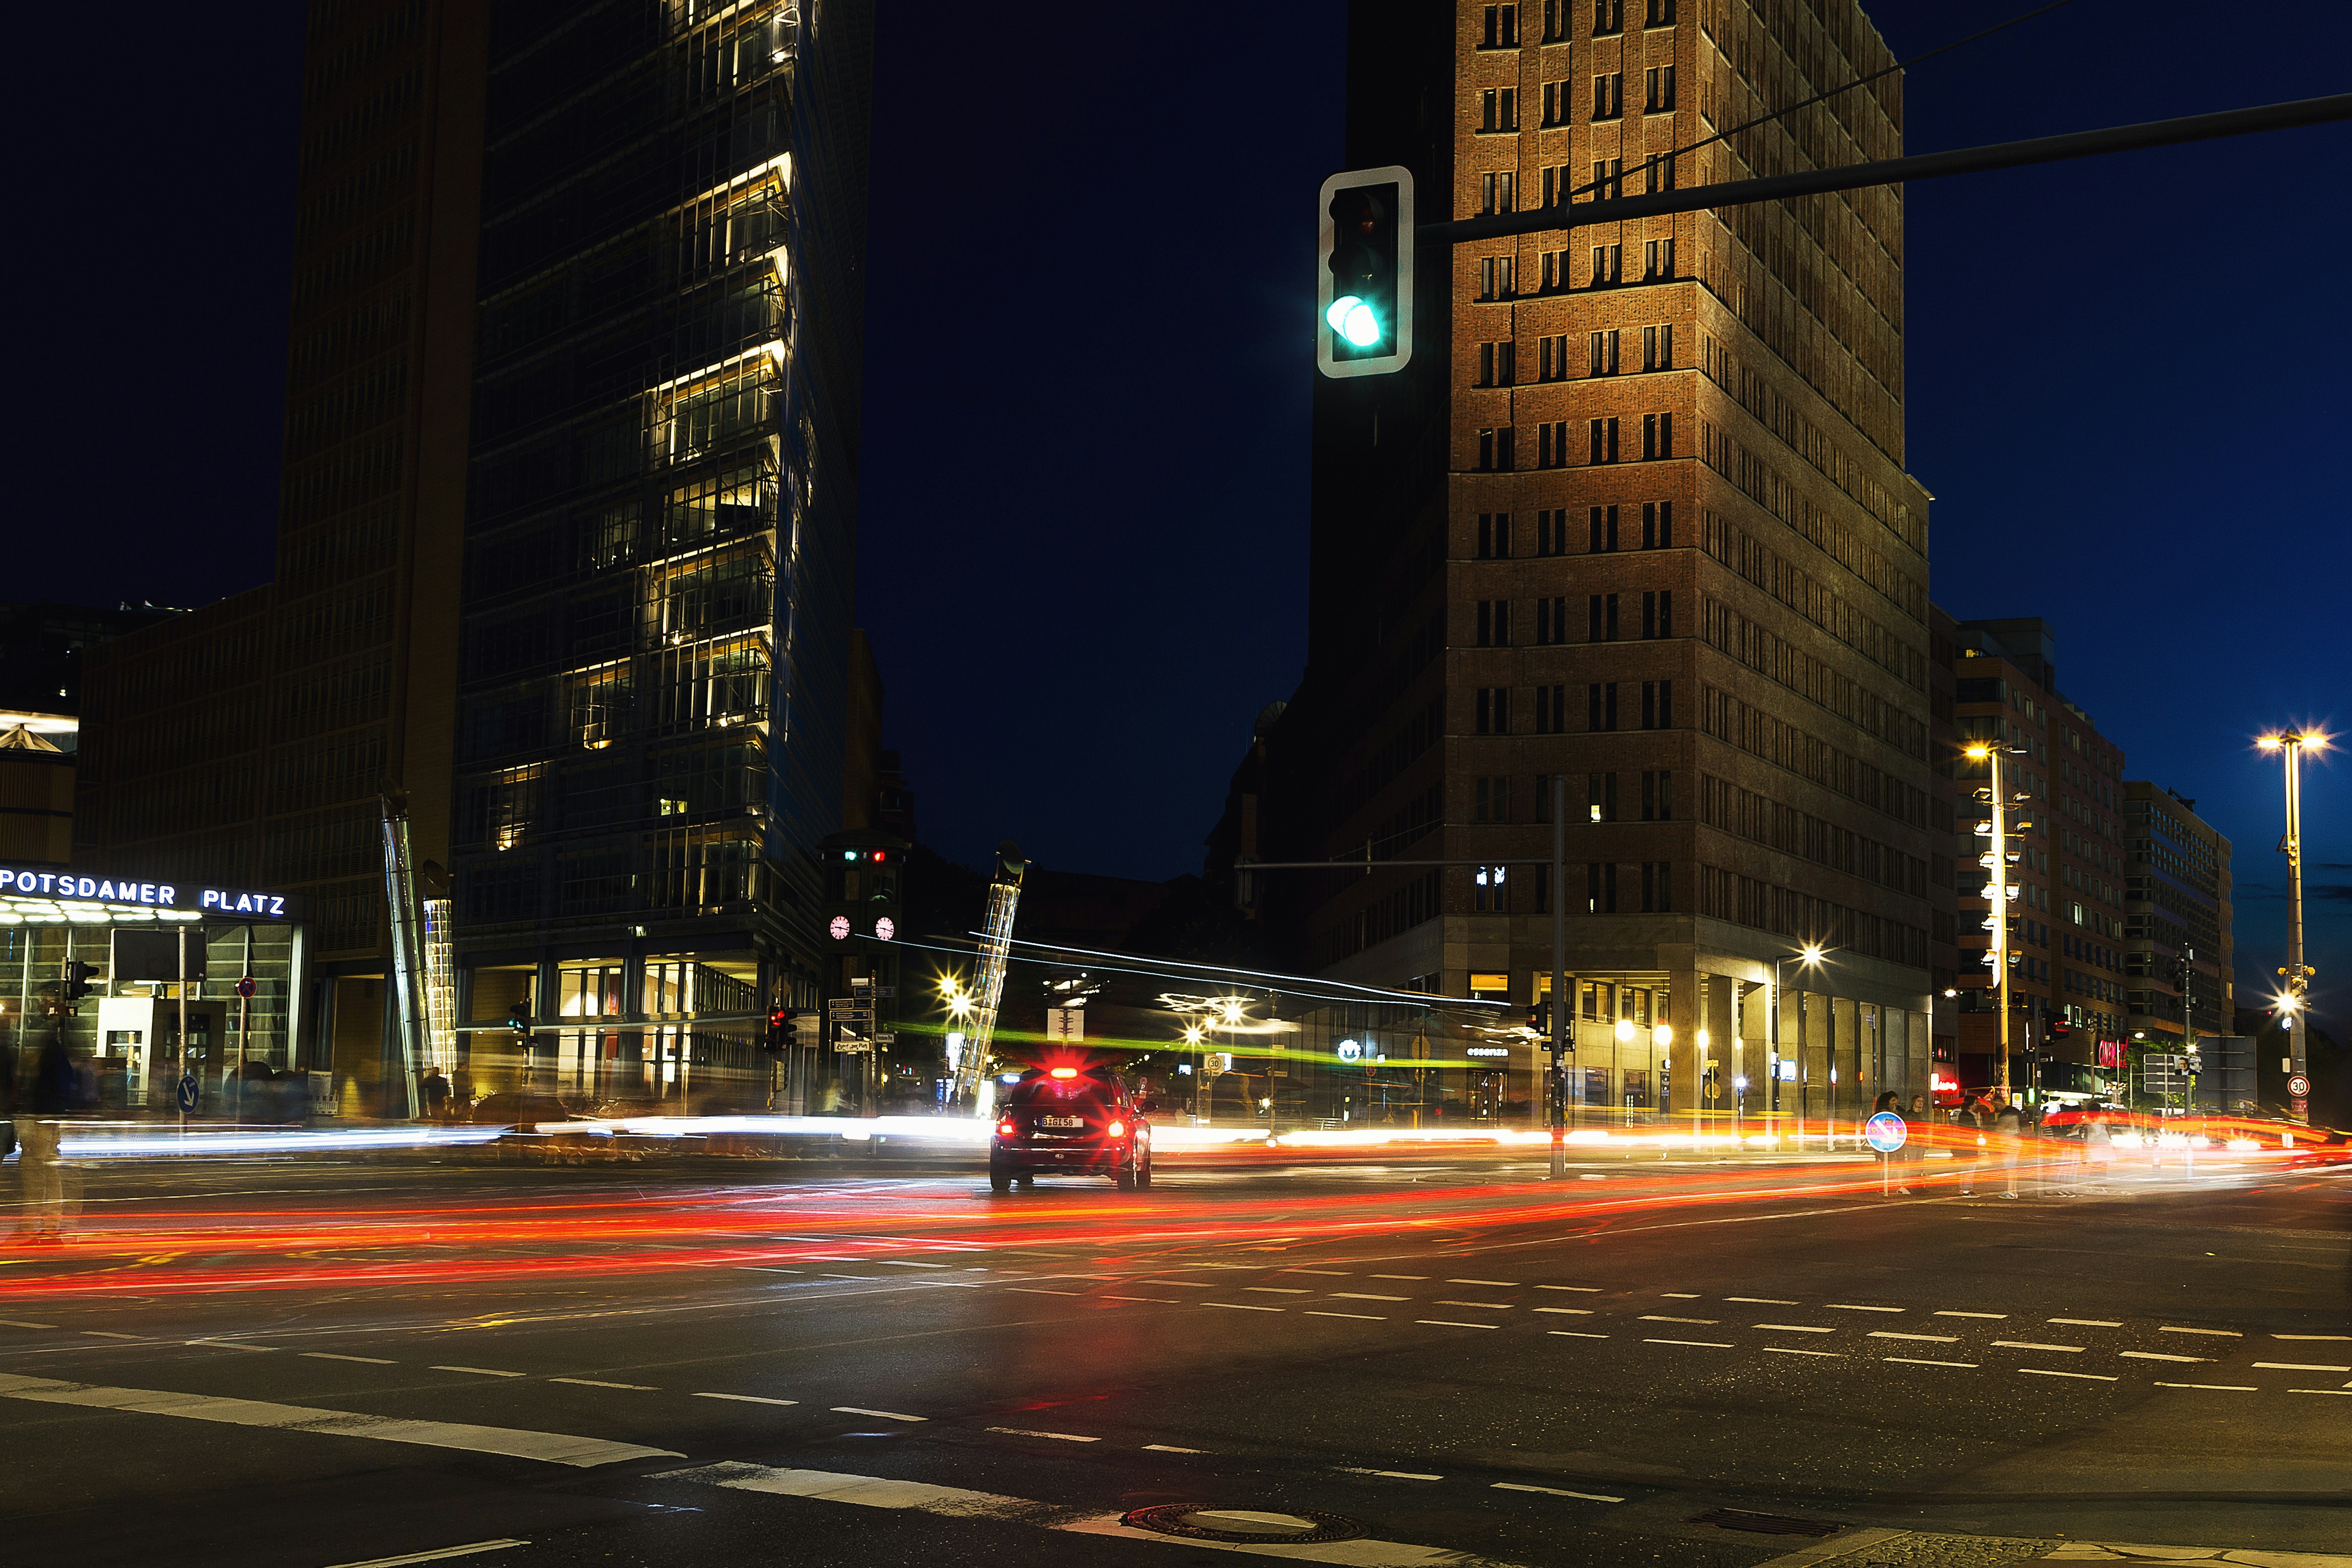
top-left (1769, 945), bottom-right (1826, 1147)
top-left (2256, 729), bottom-right (2323, 1121)
top-left (1966, 741), bottom-right (2032, 1099)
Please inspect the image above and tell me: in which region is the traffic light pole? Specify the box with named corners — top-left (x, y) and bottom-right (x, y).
top-left (1421, 93), bottom-right (2352, 249)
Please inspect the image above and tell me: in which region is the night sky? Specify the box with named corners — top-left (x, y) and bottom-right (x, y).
top-left (17, 1), bottom-right (2348, 1028)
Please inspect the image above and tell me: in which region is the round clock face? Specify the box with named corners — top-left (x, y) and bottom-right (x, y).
top-left (874, 917), bottom-right (896, 941)
top-left (829, 915), bottom-right (850, 940)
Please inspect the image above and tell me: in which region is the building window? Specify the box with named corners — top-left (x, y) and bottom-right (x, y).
top-left (1539, 248), bottom-right (1570, 290)
top-left (1589, 592), bottom-right (1619, 642)
top-left (1481, 87), bottom-right (1519, 132)
top-left (1641, 678), bottom-right (1673, 729)
top-left (1589, 862), bottom-right (1617, 913)
top-left (1475, 775), bottom-right (1511, 823)
top-left (1481, 171), bottom-right (1518, 215)
top-left (1641, 861), bottom-right (1672, 912)
top-left (1539, 164), bottom-right (1579, 208)
top-left (1476, 339), bottom-right (1515, 386)
top-left (1476, 426), bottom-right (1515, 470)
top-left (1641, 499), bottom-right (1673, 547)
top-left (1588, 770), bottom-right (1618, 822)
top-left (1589, 155), bottom-right (1624, 198)
top-left (1537, 419), bottom-right (1572, 468)
top-left (1642, 323), bottom-right (1673, 371)
top-left (1475, 864), bottom-right (1509, 912)
top-left (1476, 599), bottom-right (1512, 646)
top-left (1589, 681), bottom-right (1619, 732)
top-left (1482, 3), bottom-right (1519, 47)
top-left (1477, 687), bottom-right (1512, 734)
top-left (1589, 504), bottom-right (1619, 552)
top-left (1644, 0), bottom-right (1675, 25)
top-left (1645, 64), bottom-right (1677, 111)
top-left (1537, 509), bottom-right (1567, 556)
top-left (1589, 416), bottom-right (1620, 463)
top-left (1641, 769), bottom-right (1672, 820)
top-left (1644, 236), bottom-right (1676, 278)
top-left (1480, 254), bottom-right (1517, 299)
top-left (1537, 333), bottom-right (1570, 381)
top-left (1478, 512), bottom-right (1513, 559)
top-left (1542, 0), bottom-right (1570, 41)
top-left (1589, 328), bottom-right (1620, 375)
top-left (1535, 594), bottom-right (1568, 645)
top-left (1642, 589), bottom-right (1672, 638)
top-left (1593, 0), bottom-right (1623, 37)
top-left (1591, 74), bottom-right (1623, 120)
top-left (1642, 411), bottom-right (1673, 459)
top-left (1542, 80), bottom-right (1572, 127)
top-left (1535, 683), bottom-right (1568, 732)
top-left (1591, 243), bottom-right (1621, 284)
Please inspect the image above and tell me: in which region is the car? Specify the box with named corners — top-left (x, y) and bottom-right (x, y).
top-left (989, 1065), bottom-right (1152, 1193)
top-left (467, 1091), bottom-right (588, 1128)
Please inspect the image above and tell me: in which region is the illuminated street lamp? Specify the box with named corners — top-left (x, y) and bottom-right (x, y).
top-left (2256, 728), bottom-right (2325, 1120)
top-left (1769, 944), bottom-right (1828, 1144)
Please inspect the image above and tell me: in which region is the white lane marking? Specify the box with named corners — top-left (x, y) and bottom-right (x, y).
top-left (741, 1267), bottom-right (802, 1275)
top-left (1337, 1466), bottom-right (1443, 1480)
top-left (1492, 1481), bottom-right (1625, 1502)
top-left (2288, 1389), bottom-right (2352, 1396)
top-left (1534, 1307), bottom-right (1595, 1316)
top-left (2159, 1327), bottom-right (2240, 1337)
top-left (1825, 1304), bottom-right (1903, 1313)
top-left (549, 1378), bottom-right (656, 1390)
top-left (2018, 1368), bottom-right (2117, 1382)
top-left (879, 1261), bottom-right (950, 1269)
top-left (1870, 1332), bottom-right (1959, 1344)
top-left (0, 1373), bottom-right (676, 1467)
top-left (1755, 1324), bottom-right (1835, 1334)
top-left (819, 1274), bottom-right (885, 1281)
top-left (831, 1407), bottom-right (926, 1422)
top-left (1548, 1331), bottom-right (1609, 1340)
top-left (989, 1427), bottom-right (1098, 1443)
top-left (1886, 1358), bottom-right (1977, 1369)
top-left (1008, 1288), bottom-right (1083, 1296)
top-left (1146, 1282), bottom-right (1213, 1289)
top-left (434, 1366), bottom-right (526, 1378)
top-left (1644, 1339), bottom-right (1733, 1349)
top-left (1204, 1303), bottom-right (1282, 1312)
top-left (1, 1321), bottom-right (60, 1330)
top-left (2276, 1334), bottom-right (2352, 1341)
top-left (2153, 1383), bottom-right (2256, 1391)
top-left (1639, 1315), bottom-right (1719, 1324)
top-left (1306, 1311), bottom-right (1386, 1321)
top-left (1934, 1311), bottom-right (2007, 1319)
top-left (1537, 1285), bottom-right (1602, 1293)
top-left (673, 1460), bottom-right (1041, 1516)
top-left (1660, 1293), bottom-right (1702, 1300)
top-left (2120, 1352), bottom-right (2208, 1363)
top-left (693, 1392), bottom-right (797, 1407)
top-left (1764, 1348), bottom-right (1842, 1358)
top-left (1419, 1321), bottom-right (1500, 1331)
top-left (1104, 1296), bottom-right (1182, 1304)
top-left (1289, 1270), bottom-right (1351, 1276)
top-left (1436, 1301), bottom-right (1514, 1311)
top-left (1449, 1279), bottom-right (1519, 1287)
top-left (304, 1353), bottom-right (397, 1365)
top-left (1244, 1288), bottom-right (1311, 1295)
top-left (1142, 1443), bottom-right (1205, 1453)
top-left (1725, 1297), bottom-right (1799, 1305)
top-left (1369, 1275), bottom-right (1428, 1280)
top-left (80, 1332), bottom-right (143, 1341)
top-left (1332, 1293), bottom-right (1410, 1301)
top-left (2048, 1318), bottom-right (2122, 1328)
top-left (189, 1341), bottom-right (277, 1353)
top-left (322, 1541), bottom-right (529, 1567)
top-left (1992, 1341), bottom-right (2084, 1354)
top-left (2254, 1362), bottom-right (2352, 1372)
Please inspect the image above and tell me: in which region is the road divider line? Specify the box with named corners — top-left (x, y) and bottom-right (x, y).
top-left (0, 1372), bottom-right (678, 1467)
top-left (1639, 1315), bottom-right (1719, 1325)
top-left (1330, 1293), bottom-right (1409, 1301)
top-left (2254, 1362), bottom-right (2352, 1372)
top-left (1763, 1348), bottom-right (1842, 1358)
top-left (2018, 1368), bottom-right (2116, 1381)
top-left (2048, 1318), bottom-right (2122, 1328)
top-left (1549, 1331), bottom-right (1609, 1340)
top-left (1755, 1324), bottom-right (1835, 1334)
top-left (1644, 1339), bottom-right (1733, 1349)
top-left (2275, 1334), bottom-right (2352, 1341)
top-left (1007, 1288), bottom-right (1082, 1296)
top-left (1244, 1288), bottom-right (1311, 1295)
top-left (1419, 1321), bottom-right (1500, 1331)
top-left (1289, 1270), bottom-right (1350, 1276)
top-left (304, 1353), bottom-right (397, 1365)
top-left (1369, 1275), bottom-right (1428, 1280)
top-left (1934, 1311), bottom-right (2006, 1319)
top-left (80, 1331), bottom-right (142, 1341)
top-left (1103, 1296), bottom-right (1181, 1304)
top-left (1449, 1279), bottom-right (1519, 1287)
top-left (1992, 1342), bottom-right (2084, 1353)
top-left (1141, 1443), bottom-right (1204, 1453)
top-left (2153, 1383), bottom-right (2256, 1391)
top-left (879, 1261), bottom-right (950, 1269)
top-left (1437, 1302), bottom-right (1515, 1311)
top-left (989, 1427), bottom-right (1098, 1443)
top-left (1725, 1298), bottom-right (1799, 1305)
top-left (1337, 1466), bottom-right (1442, 1480)
top-left (1305, 1311), bottom-right (1386, 1321)
top-left (1537, 1285), bottom-right (1602, 1293)
top-left (549, 1378), bottom-right (656, 1390)
top-left (323, 1540), bottom-right (529, 1567)
top-left (1203, 1303), bottom-right (1281, 1312)
top-left (1534, 1307), bottom-right (1595, 1316)
top-left (433, 1366), bottom-right (525, 1378)
top-left (2121, 1352), bottom-right (2207, 1363)
top-left (1660, 1293), bottom-right (1704, 1300)
top-left (1825, 1304), bottom-right (1904, 1313)
top-left (189, 1341), bottom-right (277, 1353)
top-left (2288, 1389), bottom-right (2352, 1396)
top-left (1493, 1481), bottom-right (1624, 1502)
top-left (0, 1322), bottom-right (60, 1330)
top-left (2159, 1327), bottom-right (2240, 1337)
top-left (1868, 1332), bottom-right (1956, 1343)
top-left (831, 1406), bottom-right (926, 1422)
top-left (1885, 1358), bottom-right (1977, 1369)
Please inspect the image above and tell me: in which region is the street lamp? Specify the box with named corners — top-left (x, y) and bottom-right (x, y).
top-left (1769, 944), bottom-right (1828, 1147)
top-left (2256, 728), bottom-right (2325, 1120)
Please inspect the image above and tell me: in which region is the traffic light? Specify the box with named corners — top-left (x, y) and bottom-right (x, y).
top-left (507, 999), bottom-right (531, 1034)
top-left (1318, 166), bottom-right (1414, 379)
top-left (60, 960), bottom-right (93, 1003)
top-left (1527, 1001), bottom-right (1552, 1035)
top-left (762, 1006), bottom-right (796, 1057)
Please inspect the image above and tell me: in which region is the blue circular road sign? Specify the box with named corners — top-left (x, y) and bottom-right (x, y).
top-left (1864, 1110), bottom-right (1907, 1153)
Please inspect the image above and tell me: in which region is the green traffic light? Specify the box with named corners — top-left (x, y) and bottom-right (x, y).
top-left (1325, 294), bottom-right (1382, 348)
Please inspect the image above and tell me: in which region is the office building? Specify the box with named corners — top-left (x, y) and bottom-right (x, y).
top-left (2123, 781), bottom-right (2233, 1060)
top-left (1254, 0), bottom-right (1938, 1123)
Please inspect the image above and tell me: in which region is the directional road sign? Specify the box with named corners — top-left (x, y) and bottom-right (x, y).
top-left (1864, 1111), bottom-right (1908, 1153)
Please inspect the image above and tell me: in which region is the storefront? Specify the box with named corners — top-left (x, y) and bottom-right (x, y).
top-left (0, 868), bottom-right (306, 1114)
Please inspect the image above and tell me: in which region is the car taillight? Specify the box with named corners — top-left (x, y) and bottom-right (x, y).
top-left (1106, 1120), bottom-right (1126, 1139)
top-left (996, 1119), bottom-right (1016, 1138)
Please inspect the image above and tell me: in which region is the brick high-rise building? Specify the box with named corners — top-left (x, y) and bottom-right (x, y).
top-left (1258, 0), bottom-right (1937, 1124)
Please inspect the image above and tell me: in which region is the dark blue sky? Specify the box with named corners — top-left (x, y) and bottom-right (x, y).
top-left (14, 2), bottom-right (2346, 1030)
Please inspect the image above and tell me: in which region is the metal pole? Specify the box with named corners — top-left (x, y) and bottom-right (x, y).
top-left (1551, 772), bottom-right (1567, 1178)
top-left (1992, 749), bottom-right (2012, 1098)
top-left (178, 923), bottom-right (191, 1117)
top-left (2284, 739), bottom-right (2307, 1118)
top-left (1768, 958), bottom-right (1780, 1142)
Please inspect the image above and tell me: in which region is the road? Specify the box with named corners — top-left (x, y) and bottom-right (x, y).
top-left (1, 1146), bottom-right (2346, 1567)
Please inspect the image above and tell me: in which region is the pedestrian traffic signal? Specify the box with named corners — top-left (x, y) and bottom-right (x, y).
top-left (1318, 166), bottom-right (1414, 379)
top-left (1527, 1001), bottom-right (1551, 1035)
top-left (506, 1000), bottom-right (531, 1033)
top-left (60, 959), bottom-right (93, 1002)
top-left (762, 1006), bottom-right (796, 1057)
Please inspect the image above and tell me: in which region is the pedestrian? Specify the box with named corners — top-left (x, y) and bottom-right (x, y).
top-left (1993, 1093), bottom-right (2024, 1198)
top-left (1952, 1094), bottom-right (1983, 1196)
top-left (2084, 1111), bottom-right (2115, 1189)
top-left (13, 1030), bottom-right (82, 1245)
top-left (1903, 1094), bottom-right (1928, 1192)
top-left (422, 1068), bottom-right (450, 1121)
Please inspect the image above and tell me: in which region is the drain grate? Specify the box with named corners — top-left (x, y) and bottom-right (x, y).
top-left (1689, 1507), bottom-right (1847, 1537)
top-left (1123, 1505), bottom-right (1367, 1545)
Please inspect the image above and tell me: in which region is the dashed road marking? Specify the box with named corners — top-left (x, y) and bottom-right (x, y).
top-left (1645, 1338), bottom-right (1733, 1349)
top-left (1870, 1332), bottom-right (1957, 1343)
top-left (2121, 1352), bottom-right (2207, 1363)
top-left (1764, 1347), bottom-right (1843, 1358)
top-left (2049, 1318), bottom-right (2122, 1328)
top-left (1826, 1304), bottom-right (1903, 1313)
top-left (1244, 1288), bottom-right (1311, 1295)
top-left (1329, 1293), bottom-right (1409, 1301)
top-left (1007, 1288), bottom-right (1082, 1296)
top-left (2154, 1383), bottom-right (2256, 1391)
top-left (1142, 1443), bottom-right (1204, 1453)
top-left (1535, 1307), bottom-right (1595, 1316)
top-left (1369, 1274), bottom-right (1428, 1281)
top-left (2254, 1362), bottom-right (2352, 1373)
top-left (1204, 1303), bottom-right (1281, 1312)
top-left (2019, 1368), bottom-right (2116, 1381)
top-left (2288, 1388), bottom-right (2352, 1397)
top-left (434, 1366), bottom-right (526, 1378)
top-left (1755, 1324), bottom-right (1835, 1334)
top-left (304, 1353), bottom-right (397, 1365)
top-left (1992, 1341), bottom-right (2084, 1354)
top-left (1886, 1357), bottom-right (1977, 1368)
top-left (1538, 1285), bottom-right (1602, 1293)
top-left (1103, 1296), bottom-right (1180, 1303)
top-left (190, 1342), bottom-right (277, 1353)
top-left (2160, 1327), bottom-right (2240, 1337)
top-left (1420, 1320), bottom-right (1500, 1331)
top-left (1290, 1270), bottom-right (1350, 1276)
top-left (693, 1392), bottom-right (797, 1406)
top-left (0, 1322), bottom-right (59, 1330)
top-left (1935, 1311), bottom-right (2006, 1319)
top-left (80, 1332), bottom-right (142, 1341)
top-left (323, 1540), bottom-right (530, 1567)
top-left (1437, 1301), bottom-right (1514, 1311)
top-left (1306, 1311), bottom-right (1386, 1321)
top-left (1725, 1297), bottom-right (1799, 1305)
top-left (549, 1378), bottom-right (656, 1390)
top-left (2276, 1334), bottom-right (2352, 1342)
top-left (1639, 1315), bottom-right (1718, 1324)
top-left (1660, 1293), bottom-right (1703, 1299)
top-left (1549, 1331), bottom-right (1609, 1339)
top-left (1338, 1466), bottom-right (1441, 1480)
top-left (988, 1427), bottom-right (1098, 1443)
top-left (1449, 1279), bottom-right (1518, 1287)
top-left (831, 1407), bottom-right (925, 1422)
top-left (1493, 1481), bottom-right (1625, 1502)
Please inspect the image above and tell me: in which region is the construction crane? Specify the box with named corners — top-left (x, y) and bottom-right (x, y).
top-left (949, 840), bottom-right (1026, 1109)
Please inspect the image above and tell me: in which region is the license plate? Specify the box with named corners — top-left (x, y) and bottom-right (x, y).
top-left (1041, 1116), bottom-right (1084, 1129)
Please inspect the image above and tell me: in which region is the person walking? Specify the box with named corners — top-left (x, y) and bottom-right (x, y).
top-left (14, 1030), bottom-right (81, 1244)
top-left (1993, 1093), bottom-right (2025, 1198)
top-left (1952, 1095), bottom-right (1983, 1196)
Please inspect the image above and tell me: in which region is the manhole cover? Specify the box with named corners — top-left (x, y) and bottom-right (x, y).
top-left (1689, 1507), bottom-right (1846, 1537)
top-left (1122, 1505), bottom-right (1367, 1544)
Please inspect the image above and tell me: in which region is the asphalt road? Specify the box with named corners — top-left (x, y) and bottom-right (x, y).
top-left (1, 1147), bottom-right (2346, 1567)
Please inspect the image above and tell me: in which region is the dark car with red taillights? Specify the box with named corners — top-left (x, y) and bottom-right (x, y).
top-left (989, 1066), bottom-right (1152, 1192)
